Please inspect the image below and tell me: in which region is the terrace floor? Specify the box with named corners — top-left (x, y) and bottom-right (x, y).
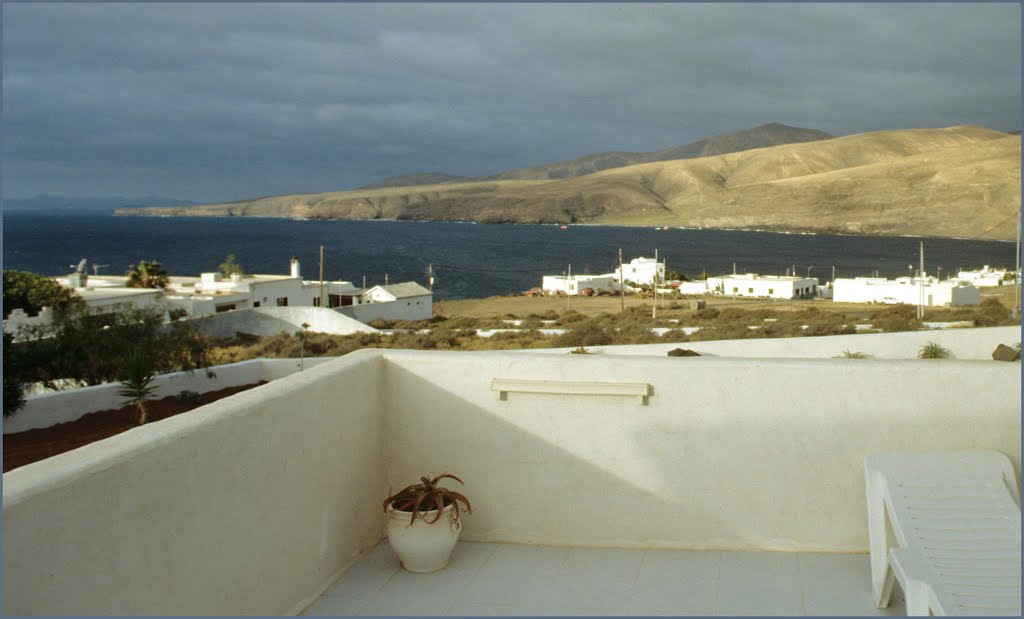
top-left (302, 541), bottom-right (906, 616)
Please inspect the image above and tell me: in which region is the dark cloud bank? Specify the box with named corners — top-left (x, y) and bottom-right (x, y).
top-left (2, 3), bottom-right (1019, 203)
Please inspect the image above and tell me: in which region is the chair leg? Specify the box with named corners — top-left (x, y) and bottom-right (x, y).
top-left (904, 580), bottom-right (931, 616)
top-left (866, 479), bottom-right (893, 607)
top-left (874, 565), bottom-right (896, 609)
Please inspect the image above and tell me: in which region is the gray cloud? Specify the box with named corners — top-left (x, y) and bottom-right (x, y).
top-left (2, 3), bottom-right (1019, 202)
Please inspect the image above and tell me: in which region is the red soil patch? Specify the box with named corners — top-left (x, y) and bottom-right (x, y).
top-left (3, 382), bottom-right (266, 473)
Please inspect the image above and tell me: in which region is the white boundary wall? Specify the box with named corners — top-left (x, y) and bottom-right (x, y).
top-left (4, 346), bottom-right (1020, 614)
top-left (514, 326), bottom-right (1022, 360)
top-left (3, 357), bottom-right (334, 434)
top-left (189, 306), bottom-right (378, 338)
top-left (3, 352), bottom-right (387, 616)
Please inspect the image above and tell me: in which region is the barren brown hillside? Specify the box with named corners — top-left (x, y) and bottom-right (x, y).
top-left (117, 125), bottom-right (1021, 240)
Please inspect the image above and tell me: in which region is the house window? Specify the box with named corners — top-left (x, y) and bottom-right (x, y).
top-left (253, 301), bottom-right (260, 308)
top-left (732, 287), bottom-right (738, 293)
top-left (748, 288), bottom-right (753, 294)
top-left (313, 297), bottom-right (321, 307)
top-left (215, 303), bottom-right (236, 313)
top-left (276, 297), bottom-right (288, 307)
top-left (329, 294), bottom-right (341, 308)
top-left (768, 288), bottom-right (774, 295)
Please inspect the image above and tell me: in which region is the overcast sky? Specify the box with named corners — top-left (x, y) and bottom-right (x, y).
top-left (2, 3), bottom-right (1020, 203)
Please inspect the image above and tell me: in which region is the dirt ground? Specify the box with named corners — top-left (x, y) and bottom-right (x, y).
top-left (3, 382), bottom-right (265, 473)
top-left (434, 284), bottom-right (1020, 320)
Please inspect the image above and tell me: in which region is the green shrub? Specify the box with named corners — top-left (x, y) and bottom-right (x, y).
top-left (836, 350), bottom-right (872, 359)
top-left (176, 389), bottom-right (202, 404)
top-left (552, 322), bottom-right (614, 348)
top-left (917, 342), bottom-right (952, 359)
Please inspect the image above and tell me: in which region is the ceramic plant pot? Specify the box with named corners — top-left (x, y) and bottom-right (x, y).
top-left (385, 503), bottom-right (462, 573)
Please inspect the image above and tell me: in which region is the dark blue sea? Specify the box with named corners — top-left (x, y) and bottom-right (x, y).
top-left (2, 210), bottom-right (1017, 300)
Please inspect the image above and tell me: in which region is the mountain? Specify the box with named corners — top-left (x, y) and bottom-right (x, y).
top-left (359, 173), bottom-right (469, 190)
top-left (116, 125), bottom-right (1022, 241)
top-left (489, 122), bottom-right (834, 181)
top-left (4, 195), bottom-right (198, 212)
top-left (361, 123), bottom-right (832, 188)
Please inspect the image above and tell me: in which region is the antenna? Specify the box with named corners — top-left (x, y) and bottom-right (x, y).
top-left (92, 263), bottom-right (109, 275)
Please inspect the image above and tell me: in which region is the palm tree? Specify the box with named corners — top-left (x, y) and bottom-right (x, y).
top-left (126, 260), bottom-right (169, 289)
top-left (118, 347), bottom-right (159, 425)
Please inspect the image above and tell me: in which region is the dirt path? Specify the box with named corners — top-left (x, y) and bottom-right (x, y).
top-left (3, 382), bottom-right (265, 473)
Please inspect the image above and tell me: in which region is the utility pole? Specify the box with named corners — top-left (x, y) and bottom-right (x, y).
top-left (1015, 207), bottom-right (1021, 320)
top-left (918, 241), bottom-right (925, 319)
top-left (567, 263), bottom-right (571, 310)
top-left (385, 273), bottom-right (389, 286)
top-left (653, 249), bottom-right (659, 319)
top-left (832, 265), bottom-right (836, 283)
top-left (318, 245), bottom-right (324, 309)
top-left (428, 263), bottom-right (434, 291)
top-left (618, 248), bottom-right (625, 312)
top-left (362, 274), bottom-right (366, 291)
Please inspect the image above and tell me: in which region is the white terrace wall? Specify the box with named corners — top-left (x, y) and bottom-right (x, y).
top-left (338, 297), bottom-right (432, 323)
top-left (519, 326), bottom-right (1022, 360)
top-left (3, 357), bottom-right (334, 434)
top-left (381, 350), bottom-right (1021, 553)
top-left (189, 306), bottom-right (378, 338)
top-left (3, 352), bottom-right (387, 616)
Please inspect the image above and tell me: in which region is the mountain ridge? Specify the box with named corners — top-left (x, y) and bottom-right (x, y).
top-left (116, 124), bottom-right (1021, 241)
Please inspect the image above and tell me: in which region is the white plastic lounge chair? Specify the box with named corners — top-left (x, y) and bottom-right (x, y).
top-left (865, 451), bottom-right (1022, 616)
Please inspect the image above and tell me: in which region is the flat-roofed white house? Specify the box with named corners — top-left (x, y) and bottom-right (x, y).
top-left (706, 274), bottom-right (819, 299)
top-left (541, 274), bottom-right (616, 296)
top-left (616, 257), bottom-right (665, 286)
top-left (832, 276), bottom-right (980, 306)
top-left (956, 265), bottom-right (1015, 287)
top-left (9, 258), bottom-right (433, 333)
top-left (338, 282), bottom-right (433, 323)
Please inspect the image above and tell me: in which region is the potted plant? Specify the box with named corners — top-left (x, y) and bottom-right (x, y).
top-left (382, 473), bottom-right (472, 573)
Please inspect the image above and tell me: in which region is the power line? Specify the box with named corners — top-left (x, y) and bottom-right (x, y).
top-left (970, 209), bottom-right (1020, 241)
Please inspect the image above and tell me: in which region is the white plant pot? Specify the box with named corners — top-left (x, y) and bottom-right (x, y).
top-left (385, 503), bottom-right (462, 573)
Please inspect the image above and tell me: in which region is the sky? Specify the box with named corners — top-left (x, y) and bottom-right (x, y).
top-left (2, 2), bottom-right (1020, 204)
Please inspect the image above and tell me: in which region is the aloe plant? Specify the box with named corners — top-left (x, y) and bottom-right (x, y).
top-left (118, 347), bottom-right (158, 425)
top-left (383, 473), bottom-right (472, 524)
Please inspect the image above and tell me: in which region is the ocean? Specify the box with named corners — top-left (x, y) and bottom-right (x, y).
top-left (2, 210), bottom-right (1017, 300)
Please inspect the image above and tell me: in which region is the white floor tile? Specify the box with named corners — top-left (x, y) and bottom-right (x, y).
top-left (640, 549), bottom-right (722, 581)
top-left (359, 566), bottom-right (477, 616)
top-left (718, 552), bottom-right (803, 616)
top-left (630, 573), bottom-right (718, 615)
top-left (303, 541), bottom-right (919, 616)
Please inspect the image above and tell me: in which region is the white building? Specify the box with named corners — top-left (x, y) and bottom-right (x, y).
top-left (706, 274), bottom-right (819, 299)
top-left (338, 282), bottom-right (433, 323)
top-left (955, 265), bottom-right (1015, 287)
top-left (676, 280), bottom-right (712, 295)
top-left (615, 257), bottom-right (665, 286)
top-left (20, 258), bottom-right (431, 329)
top-left (832, 276), bottom-right (980, 306)
top-left (541, 274), bottom-right (616, 296)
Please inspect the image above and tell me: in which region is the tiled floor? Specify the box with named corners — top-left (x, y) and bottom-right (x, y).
top-left (302, 541), bottom-right (906, 616)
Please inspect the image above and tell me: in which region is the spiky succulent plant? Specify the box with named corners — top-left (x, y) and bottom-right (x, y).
top-left (383, 473), bottom-right (472, 524)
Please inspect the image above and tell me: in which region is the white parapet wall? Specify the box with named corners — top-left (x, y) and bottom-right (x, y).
top-left (3, 351), bottom-right (387, 616)
top-left (3, 346), bottom-right (1020, 614)
top-left (515, 326), bottom-right (1022, 360)
top-left (3, 357), bottom-right (335, 434)
top-left (381, 350), bottom-right (1021, 553)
